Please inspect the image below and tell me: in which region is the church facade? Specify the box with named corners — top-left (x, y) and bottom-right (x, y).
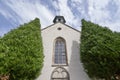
top-left (36, 16), bottom-right (90, 80)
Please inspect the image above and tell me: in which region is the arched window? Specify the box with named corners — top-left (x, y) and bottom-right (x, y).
top-left (54, 37), bottom-right (67, 65)
top-left (51, 67), bottom-right (70, 80)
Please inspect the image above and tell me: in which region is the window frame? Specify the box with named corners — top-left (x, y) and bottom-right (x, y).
top-left (52, 37), bottom-right (68, 66)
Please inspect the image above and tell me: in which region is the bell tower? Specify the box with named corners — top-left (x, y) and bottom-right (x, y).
top-left (53, 16), bottom-right (66, 24)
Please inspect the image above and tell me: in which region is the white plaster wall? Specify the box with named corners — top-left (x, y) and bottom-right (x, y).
top-left (36, 23), bottom-right (90, 80)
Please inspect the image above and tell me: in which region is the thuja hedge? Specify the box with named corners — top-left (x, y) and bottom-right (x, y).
top-left (0, 18), bottom-right (44, 80)
top-left (80, 19), bottom-right (120, 80)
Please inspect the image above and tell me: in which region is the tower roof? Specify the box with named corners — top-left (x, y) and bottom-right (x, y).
top-left (53, 16), bottom-right (66, 24)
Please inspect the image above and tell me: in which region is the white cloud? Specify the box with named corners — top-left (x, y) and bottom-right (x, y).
top-left (87, 0), bottom-right (120, 32)
top-left (58, 0), bottom-right (74, 21)
top-left (88, 0), bottom-right (110, 22)
top-left (0, 0), bottom-right (120, 37)
top-left (35, 2), bottom-right (54, 28)
top-left (101, 20), bottom-right (120, 32)
top-left (71, 0), bottom-right (82, 3)
top-left (2, 0), bottom-right (54, 28)
top-left (112, 0), bottom-right (120, 20)
top-left (0, 9), bottom-right (12, 19)
top-left (55, 0), bottom-right (80, 30)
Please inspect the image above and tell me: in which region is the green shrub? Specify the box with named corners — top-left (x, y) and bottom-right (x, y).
top-left (0, 18), bottom-right (44, 80)
top-left (80, 19), bottom-right (120, 80)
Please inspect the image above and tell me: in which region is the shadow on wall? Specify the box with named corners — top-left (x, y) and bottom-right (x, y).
top-left (68, 41), bottom-right (90, 80)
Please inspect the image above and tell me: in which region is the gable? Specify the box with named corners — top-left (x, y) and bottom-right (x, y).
top-left (41, 22), bottom-right (80, 34)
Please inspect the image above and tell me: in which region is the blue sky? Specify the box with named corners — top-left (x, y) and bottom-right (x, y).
top-left (0, 0), bottom-right (120, 37)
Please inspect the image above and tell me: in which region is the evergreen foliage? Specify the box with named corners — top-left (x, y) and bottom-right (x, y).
top-left (80, 19), bottom-right (120, 80)
top-left (0, 18), bottom-right (43, 80)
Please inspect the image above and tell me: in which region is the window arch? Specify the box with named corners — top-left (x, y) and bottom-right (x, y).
top-left (51, 66), bottom-right (70, 80)
top-left (53, 37), bottom-right (67, 65)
